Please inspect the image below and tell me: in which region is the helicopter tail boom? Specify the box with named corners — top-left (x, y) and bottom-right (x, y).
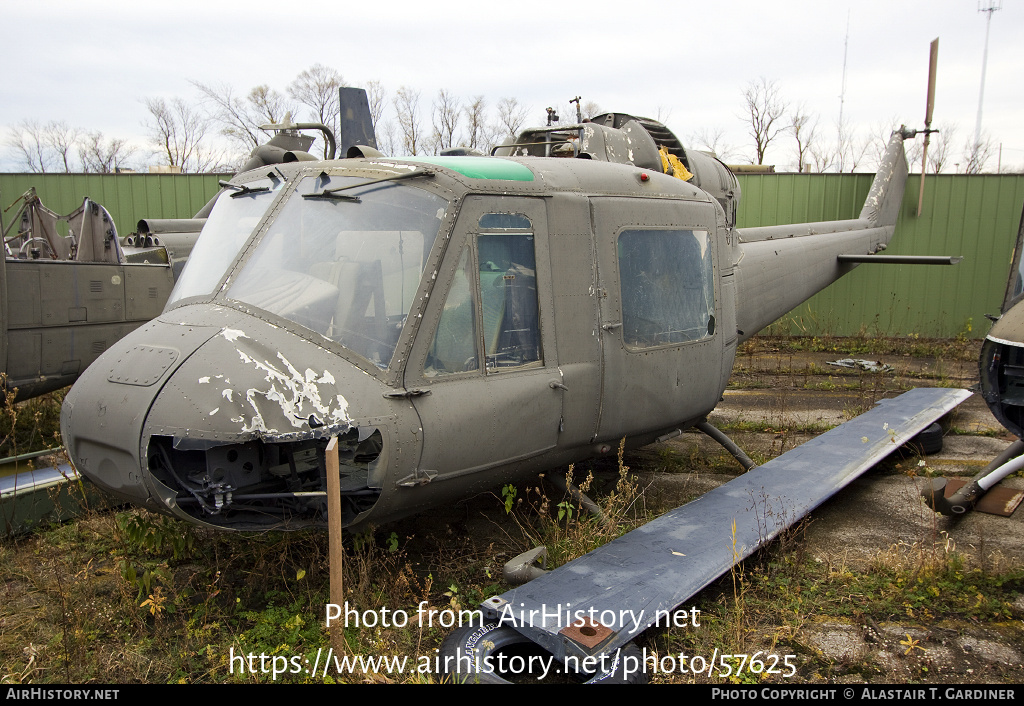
top-left (733, 128), bottom-right (913, 340)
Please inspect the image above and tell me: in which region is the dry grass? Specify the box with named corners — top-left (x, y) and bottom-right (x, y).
top-left (1, 334), bottom-right (1020, 684)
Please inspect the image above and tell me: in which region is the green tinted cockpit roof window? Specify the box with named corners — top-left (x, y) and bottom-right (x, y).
top-left (401, 156), bottom-right (534, 181)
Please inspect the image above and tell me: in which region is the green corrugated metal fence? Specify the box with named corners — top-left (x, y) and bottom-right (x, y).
top-left (736, 173), bottom-right (1024, 338)
top-left (3, 171), bottom-right (1023, 339)
top-left (0, 173), bottom-right (225, 240)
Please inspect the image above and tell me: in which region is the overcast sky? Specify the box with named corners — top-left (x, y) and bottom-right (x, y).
top-left (3, 0), bottom-right (1022, 172)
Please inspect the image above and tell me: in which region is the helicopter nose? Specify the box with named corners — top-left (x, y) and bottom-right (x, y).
top-left (63, 304), bottom-right (403, 529)
top-left (62, 307), bottom-right (355, 499)
top-left (61, 317), bottom-right (223, 504)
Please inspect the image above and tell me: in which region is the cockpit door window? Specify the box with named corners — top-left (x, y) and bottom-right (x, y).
top-left (426, 246), bottom-right (478, 375)
top-left (410, 196), bottom-right (559, 479)
top-left (425, 211), bottom-right (542, 376)
top-left (478, 225), bottom-right (542, 371)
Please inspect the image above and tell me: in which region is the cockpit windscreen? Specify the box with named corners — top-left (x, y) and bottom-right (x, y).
top-left (227, 174), bottom-right (448, 368)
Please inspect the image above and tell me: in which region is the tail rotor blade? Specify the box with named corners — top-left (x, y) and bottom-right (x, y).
top-left (918, 38), bottom-right (939, 217)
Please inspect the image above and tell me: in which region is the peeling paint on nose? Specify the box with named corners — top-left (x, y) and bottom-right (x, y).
top-left (230, 350), bottom-right (349, 435)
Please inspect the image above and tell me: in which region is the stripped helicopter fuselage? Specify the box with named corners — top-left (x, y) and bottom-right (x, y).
top-left (60, 114), bottom-right (915, 532)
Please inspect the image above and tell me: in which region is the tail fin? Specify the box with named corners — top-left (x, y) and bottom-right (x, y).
top-left (859, 127), bottom-right (914, 228)
top-left (735, 127), bottom-right (916, 340)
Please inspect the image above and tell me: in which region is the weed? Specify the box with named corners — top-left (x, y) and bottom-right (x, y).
top-left (729, 519), bottom-right (746, 646)
top-left (556, 499), bottom-right (574, 523)
top-left (500, 483), bottom-right (517, 514)
top-left (900, 633), bottom-right (925, 655)
top-left (747, 332), bottom-right (977, 362)
top-left (116, 512), bottom-right (196, 561)
top-left (502, 441), bottom-right (648, 569)
top-left (955, 318), bottom-right (974, 344)
top-left (716, 419), bottom-right (835, 436)
top-left (0, 377), bottom-right (66, 461)
top-left (140, 586), bottom-right (169, 617)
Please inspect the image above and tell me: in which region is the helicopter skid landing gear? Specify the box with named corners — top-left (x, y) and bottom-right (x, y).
top-left (696, 420), bottom-right (757, 471)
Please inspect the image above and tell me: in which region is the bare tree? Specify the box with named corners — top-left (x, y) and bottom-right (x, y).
top-left (789, 104), bottom-right (818, 173)
top-left (809, 141), bottom-right (838, 173)
top-left (191, 80), bottom-right (292, 155)
top-left (191, 80), bottom-right (261, 151)
top-left (689, 127), bottom-right (739, 161)
top-left (80, 132), bottom-right (134, 173)
top-left (376, 119), bottom-right (399, 157)
top-left (364, 80), bottom-right (388, 128)
top-left (963, 133), bottom-right (994, 174)
top-left (6, 119), bottom-right (81, 172)
top-left (554, 99), bottom-right (601, 125)
top-left (247, 85), bottom-right (291, 126)
top-left (288, 64), bottom-right (343, 158)
top-left (581, 100), bottom-right (602, 121)
top-left (926, 122), bottom-right (957, 174)
top-left (393, 86), bottom-right (423, 155)
top-left (834, 118), bottom-right (870, 173)
top-left (463, 95), bottom-right (488, 150)
top-left (861, 117), bottom-right (905, 173)
top-left (45, 121), bottom-right (81, 172)
top-left (687, 127), bottom-right (713, 153)
top-left (496, 97), bottom-right (529, 141)
top-left (431, 89), bottom-right (461, 153)
top-left (144, 97), bottom-right (221, 172)
top-left (7, 120), bottom-right (50, 172)
top-left (904, 138), bottom-right (923, 174)
top-left (741, 77), bottom-right (787, 164)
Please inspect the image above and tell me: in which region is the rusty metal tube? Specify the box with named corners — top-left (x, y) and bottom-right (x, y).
top-left (923, 439), bottom-right (1024, 515)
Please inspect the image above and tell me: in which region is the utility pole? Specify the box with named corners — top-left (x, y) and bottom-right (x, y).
top-left (974, 1), bottom-right (1001, 148)
top-left (838, 10), bottom-right (850, 129)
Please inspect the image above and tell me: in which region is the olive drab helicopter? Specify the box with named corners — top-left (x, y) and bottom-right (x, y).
top-left (61, 88), bottom-right (925, 533)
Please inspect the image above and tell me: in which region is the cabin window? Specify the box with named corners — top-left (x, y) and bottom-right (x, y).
top-left (617, 229), bottom-right (715, 348)
top-left (479, 213), bottom-right (531, 229)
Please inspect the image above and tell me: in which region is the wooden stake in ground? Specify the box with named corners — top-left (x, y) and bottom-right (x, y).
top-left (325, 437), bottom-right (346, 655)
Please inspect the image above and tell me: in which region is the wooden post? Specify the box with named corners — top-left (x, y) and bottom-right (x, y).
top-left (325, 437), bottom-right (346, 656)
